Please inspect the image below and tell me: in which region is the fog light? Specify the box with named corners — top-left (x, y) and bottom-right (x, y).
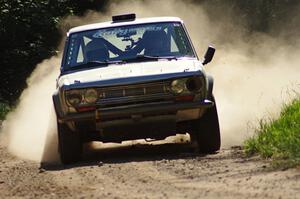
top-left (175, 95), bottom-right (194, 101)
top-left (77, 106), bottom-right (96, 112)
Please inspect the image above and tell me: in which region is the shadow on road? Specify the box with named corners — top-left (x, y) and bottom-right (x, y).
top-left (41, 138), bottom-right (206, 170)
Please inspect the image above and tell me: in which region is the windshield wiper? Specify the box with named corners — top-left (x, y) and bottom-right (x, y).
top-left (122, 55), bottom-right (178, 63)
top-left (71, 60), bottom-right (123, 70)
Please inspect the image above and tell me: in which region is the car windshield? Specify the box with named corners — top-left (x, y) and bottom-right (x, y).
top-left (63, 22), bottom-right (196, 71)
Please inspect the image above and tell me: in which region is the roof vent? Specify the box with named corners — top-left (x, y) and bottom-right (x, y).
top-left (112, 13), bottom-right (136, 23)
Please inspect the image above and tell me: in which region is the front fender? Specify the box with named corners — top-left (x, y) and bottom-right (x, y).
top-left (52, 91), bottom-right (63, 119)
top-left (207, 75), bottom-right (214, 100)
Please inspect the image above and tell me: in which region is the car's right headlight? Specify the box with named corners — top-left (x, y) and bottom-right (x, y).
top-left (84, 89), bottom-right (98, 104)
top-left (65, 90), bottom-right (82, 106)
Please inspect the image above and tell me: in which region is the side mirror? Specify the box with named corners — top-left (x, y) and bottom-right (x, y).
top-left (202, 46), bottom-right (215, 65)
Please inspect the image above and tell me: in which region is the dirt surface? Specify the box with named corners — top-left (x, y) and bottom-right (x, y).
top-left (0, 138), bottom-right (300, 199)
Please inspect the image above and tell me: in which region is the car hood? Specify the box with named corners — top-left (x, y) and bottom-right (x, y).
top-left (58, 59), bottom-right (204, 87)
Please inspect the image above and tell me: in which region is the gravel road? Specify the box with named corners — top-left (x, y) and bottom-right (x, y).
top-left (0, 137), bottom-right (300, 199)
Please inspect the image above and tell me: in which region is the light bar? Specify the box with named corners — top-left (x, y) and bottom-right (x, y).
top-left (112, 13), bottom-right (136, 22)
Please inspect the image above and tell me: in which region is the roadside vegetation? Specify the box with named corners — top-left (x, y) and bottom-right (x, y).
top-left (244, 97), bottom-right (300, 167)
top-left (0, 0), bottom-right (108, 104)
top-left (0, 102), bottom-right (10, 121)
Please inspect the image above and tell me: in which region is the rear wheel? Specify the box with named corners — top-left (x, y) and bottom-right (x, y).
top-left (57, 122), bottom-right (82, 164)
top-left (190, 96), bottom-right (221, 153)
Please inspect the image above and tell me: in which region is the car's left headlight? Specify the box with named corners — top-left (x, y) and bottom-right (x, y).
top-left (186, 77), bottom-right (202, 92)
top-left (170, 79), bottom-right (186, 94)
top-left (170, 76), bottom-right (204, 95)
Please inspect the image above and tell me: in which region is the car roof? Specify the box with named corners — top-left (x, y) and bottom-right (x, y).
top-left (67, 17), bottom-right (183, 36)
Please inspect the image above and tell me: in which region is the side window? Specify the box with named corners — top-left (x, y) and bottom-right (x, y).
top-left (173, 26), bottom-right (193, 56)
top-left (66, 37), bottom-right (76, 66)
top-left (77, 37), bottom-right (92, 63)
top-left (170, 36), bottom-right (179, 53)
top-left (77, 45), bottom-right (84, 63)
top-left (67, 35), bottom-right (86, 65)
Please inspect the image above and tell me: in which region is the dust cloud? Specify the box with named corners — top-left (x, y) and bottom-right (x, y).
top-left (1, 57), bottom-right (61, 163)
top-left (1, 0), bottom-right (300, 163)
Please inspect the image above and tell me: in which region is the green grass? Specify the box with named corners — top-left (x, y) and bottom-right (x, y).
top-left (0, 102), bottom-right (10, 120)
top-left (244, 97), bottom-right (300, 167)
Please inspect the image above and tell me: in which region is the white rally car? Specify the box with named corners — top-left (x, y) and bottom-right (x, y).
top-left (53, 14), bottom-right (220, 164)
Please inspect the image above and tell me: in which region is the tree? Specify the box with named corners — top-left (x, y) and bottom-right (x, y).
top-left (0, 0), bottom-right (73, 103)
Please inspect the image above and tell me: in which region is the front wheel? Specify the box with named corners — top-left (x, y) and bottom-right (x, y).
top-left (57, 122), bottom-right (82, 164)
top-left (190, 97), bottom-right (221, 153)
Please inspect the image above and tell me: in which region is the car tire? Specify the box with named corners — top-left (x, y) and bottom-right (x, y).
top-left (190, 96), bottom-right (221, 153)
top-left (57, 122), bottom-right (82, 164)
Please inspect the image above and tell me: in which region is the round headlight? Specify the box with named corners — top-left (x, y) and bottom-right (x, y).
top-left (66, 90), bottom-right (82, 106)
top-left (186, 77), bottom-right (202, 92)
top-left (84, 89), bottom-right (98, 104)
top-left (170, 79), bottom-right (185, 94)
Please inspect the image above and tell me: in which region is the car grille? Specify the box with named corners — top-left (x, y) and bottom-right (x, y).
top-left (96, 82), bottom-right (172, 107)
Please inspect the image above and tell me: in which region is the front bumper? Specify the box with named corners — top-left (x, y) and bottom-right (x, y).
top-left (59, 99), bottom-right (214, 122)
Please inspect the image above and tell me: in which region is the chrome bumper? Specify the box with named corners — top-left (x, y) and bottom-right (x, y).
top-left (59, 99), bottom-right (214, 122)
